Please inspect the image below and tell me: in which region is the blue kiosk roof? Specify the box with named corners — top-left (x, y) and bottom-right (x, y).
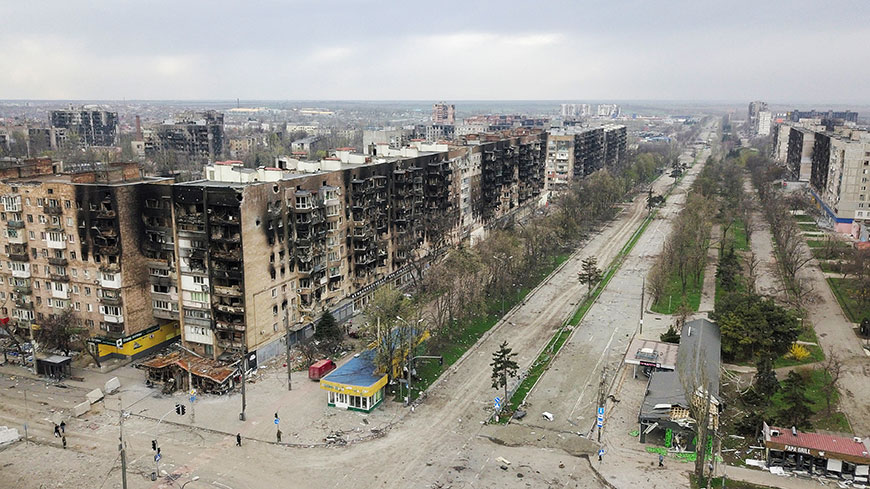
top-left (322, 349), bottom-right (383, 388)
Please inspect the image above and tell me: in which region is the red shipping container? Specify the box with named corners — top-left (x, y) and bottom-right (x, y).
top-left (309, 359), bottom-right (336, 380)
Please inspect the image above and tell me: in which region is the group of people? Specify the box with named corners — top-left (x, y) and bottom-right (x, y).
top-left (53, 421), bottom-right (67, 449)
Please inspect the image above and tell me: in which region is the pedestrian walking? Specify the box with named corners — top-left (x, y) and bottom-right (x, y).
top-left (276, 429), bottom-right (282, 443)
top-left (60, 421), bottom-right (66, 434)
top-left (236, 433), bottom-right (242, 446)
top-left (53, 424), bottom-right (60, 437)
top-left (62, 436), bottom-right (67, 449)
top-left (658, 454), bottom-right (664, 467)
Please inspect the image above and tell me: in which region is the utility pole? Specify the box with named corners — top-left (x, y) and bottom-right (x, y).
top-left (284, 313), bottom-right (291, 391)
top-left (22, 389), bottom-right (28, 444)
top-left (597, 367), bottom-right (607, 443)
top-left (239, 350), bottom-right (247, 421)
top-left (640, 277), bottom-right (645, 335)
top-left (188, 369), bottom-right (195, 425)
top-left (119, 402), bottom-right (128, 489)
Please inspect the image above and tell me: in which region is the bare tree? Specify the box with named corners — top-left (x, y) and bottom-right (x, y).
top-left (819, 348), bottom-right (843, 416)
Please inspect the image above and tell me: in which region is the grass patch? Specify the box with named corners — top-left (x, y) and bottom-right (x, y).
top-left (818, 260), bottom-right (844, 274)
top-left (395, 253), bottom-right (570, 403)
top-left (807, 239), bottom-right (850, 249)
top-left (799, 223), bottom-right (819, 232)
top-left (794, 214), bottom-right (815, 223)
top-left (731, 219), bottom-right (749, 251)
top-left (827, 277), bottom-right (870, 323)
top-left (651, 271), bottom-right (704, 314)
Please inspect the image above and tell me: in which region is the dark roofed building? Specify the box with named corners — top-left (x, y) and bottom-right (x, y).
top-left (638, 318), bottom-right (721, 446)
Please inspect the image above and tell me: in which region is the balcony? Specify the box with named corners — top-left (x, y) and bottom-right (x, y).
top-left (100, 275), bottom-right (122, 290)
top-left (176, 213), bottom-right (203, 225)
top-left (99, 263), bottom-right (120, 273)
top-left (210, 232), bottom-right (241, 243)
top-left (49, 273), bottom-right (69, 282)
top-left (215, 320), bottom-right (246, 332)
top-left (13, 285), bottom-right (31, 295)
top-left (213, 285), bottom-right (242, 297)
top-left (14, 300), bottom-right (33, 310)
top-left (46, 237), bottom-right (66, 249)
top-left (51, 287), bottom-right (69, 300)
top-left (209, 214), bottom-right (240, 226)
top-left (96, 209), bottom-right (116, 219)
top-left (100, 295), bottom-right (122, 306)
top-left (211, 249), bottom-right (241, 261)
top-left (43, 206), bottom-right (63, 215)
top-left (9, 252), bottom-right (29, 262)
top-left (7, 220), bottom-right (24, 229)
top-left (7, 232), bottom-right (25, 244)
top-left (214, 303), bottom-right (245, 315)
top-left (103, 314), bottom-right (124, 324)
top-left (217, 339), bottom-right (244, 350)
top-left (48, 257), bottom-right (68, 266)
top-left (153, 309), bottom-right (178, 321)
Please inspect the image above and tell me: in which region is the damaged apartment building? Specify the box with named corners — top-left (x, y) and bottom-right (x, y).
top-left (140, 132), bottom-right (546, 368)
top-left (545, 124), bottom-right (626, 190)
top-left (142, 111), bottom-right (225, 162)
top-left (0, 132), bottom-right (546, 376)
top-left (0, 158), bottom-right (180, 364)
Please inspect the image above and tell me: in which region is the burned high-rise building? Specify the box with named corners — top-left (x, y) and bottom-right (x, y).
top-left (145, 111), bottom-right (225, 162)
top-left (50, 106), bottom-right (118, 147)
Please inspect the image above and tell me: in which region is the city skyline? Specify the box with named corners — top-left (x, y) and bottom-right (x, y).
top-left (2, 1), bottom-right (869, 103)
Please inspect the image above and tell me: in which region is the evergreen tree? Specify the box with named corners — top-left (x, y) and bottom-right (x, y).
top-left (779, 371), bottom-right (813, 429)
top-left (314, 311), bottom-right (342, 352)
top-left (490, 341), bottom-right (519, 402)
top-left (578, 256), bottom-right (603, 299)
top-left (754, 354), bottom-right (779, 397)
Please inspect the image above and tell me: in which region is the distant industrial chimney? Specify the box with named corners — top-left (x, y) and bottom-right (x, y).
top-left (135, 115), bottom-right (142, 140)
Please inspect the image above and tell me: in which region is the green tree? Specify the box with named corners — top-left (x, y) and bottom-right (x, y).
top-left (779, 371), bottom-right (813, 429)
top-left (753, 354), bottom-right (779, 397)
top-left (490, 341), bottom-right (519, 403)
top-left (314, 310), bottom-right (342, 352)
top-left (660, 325), bottom-right (680, 344)
top-left (716, 247), bottom-right (741, 292)
top-left (713, 291), bottom-right (800, 361)
top-left (577, 256), bottom-right (603, 299)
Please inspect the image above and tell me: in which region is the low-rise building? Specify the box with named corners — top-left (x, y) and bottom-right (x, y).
top-left (763, 423), bottom-right (870, 480)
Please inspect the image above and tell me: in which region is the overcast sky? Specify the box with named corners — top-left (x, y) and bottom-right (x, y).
top-left (2, 0), bottom-right (868, 103)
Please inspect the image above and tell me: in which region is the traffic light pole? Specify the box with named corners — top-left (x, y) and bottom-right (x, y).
top-left (239, 350), bottom-right (247, 421)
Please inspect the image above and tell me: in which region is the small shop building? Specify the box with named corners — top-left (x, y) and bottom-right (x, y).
top-left (320, 349), bottom-right (387, 413)
top-left (35, 354), bottom-right (72, 379)
top-left (623, 338), bottom-right (679, 378)
top-left (140, 350), bottom-right (237, 395)
top-left (763, 422), bottom-right (870, 481)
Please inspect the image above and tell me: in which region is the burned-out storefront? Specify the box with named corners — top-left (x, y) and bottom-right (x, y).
top-left (764, 423), bottom-right (870, 482)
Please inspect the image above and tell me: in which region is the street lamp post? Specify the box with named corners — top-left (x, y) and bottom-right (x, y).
top-left (396, 316), bottom-right (424, 406)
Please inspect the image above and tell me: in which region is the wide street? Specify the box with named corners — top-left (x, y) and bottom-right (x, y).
top-left (0, 123), bottom-right (715, 489)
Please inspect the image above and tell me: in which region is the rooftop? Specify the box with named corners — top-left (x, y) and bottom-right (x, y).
top-left (765, 423), bottom-right (870, 461)
top-left (321, 349), bottom-right (384, 388)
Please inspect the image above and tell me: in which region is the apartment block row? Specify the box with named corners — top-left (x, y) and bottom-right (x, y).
top-left (0, 132), bottom-right (546, 367)
top-left (544, 125), bottom-right (627, 190)
top-left (773, 123), bottom-right (870, 238)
